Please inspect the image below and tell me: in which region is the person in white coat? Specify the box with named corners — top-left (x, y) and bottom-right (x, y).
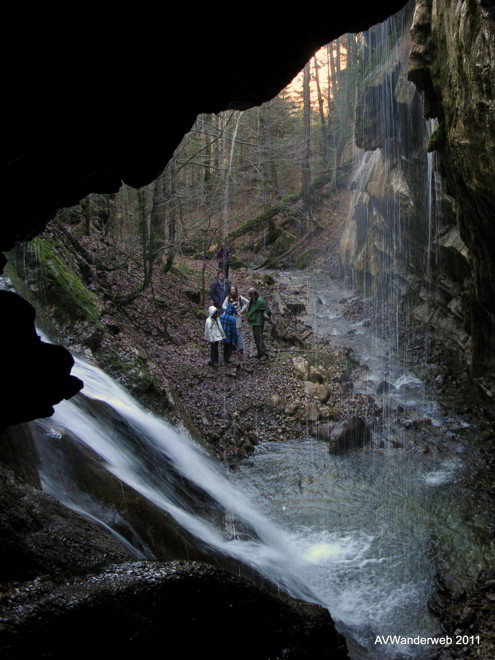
top-left (204, 305), bottom-right (226, 367)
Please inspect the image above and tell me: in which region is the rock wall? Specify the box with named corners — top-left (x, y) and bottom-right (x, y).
top-left (408, 0), bottom-right (495, 376)
top-left (341, 0), bottom-right (495, 380)
top-left (340, 5), bottom-right (430, 302)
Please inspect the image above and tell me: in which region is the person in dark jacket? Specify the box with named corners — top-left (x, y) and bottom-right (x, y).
top-left (246, 287), bottom-right (271, 359)
top-left (210, 270), bottom-right (230, 310)
top-left (217, 245), bottom-right (231, 278)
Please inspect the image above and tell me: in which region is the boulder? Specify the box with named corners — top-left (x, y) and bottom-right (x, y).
top-left (261, 273), bottom-right (275, 285)
top-left (402, 418), bottom-right (432, 429)
top-left (304, 403), bottom-right (322, 423)
top-left (328, 416), bottom-right (371, 454)
top-left (292, 356), bottom-right (309, 380)
top-left (315, 384), bottom-right (331, 404)
top-left (303, 381), bottom-right (317, 396)
top-left (230, 259), bottom-right (250, 270)
top-left (319, 405), bottom-right (338, 420)
top-left (311, 423), bottom-right (335, 441)
top-left (270, 394), bottom-right (286, 408)
top-left (397, 380), bottom-right (423, 393)
top-left (284, 403), bottom-right (301, 416)
top-left (308, 365), bottom-right (326, 384)
top-left (287, 302), bottom-right (306, 315)
top-left (376, 380), bottom-right (396, 395)
top-left (0, 561), bottom-right (347, 660)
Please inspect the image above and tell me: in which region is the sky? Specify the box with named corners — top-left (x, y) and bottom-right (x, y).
top-left (284, 40), bottom-right (349, 113)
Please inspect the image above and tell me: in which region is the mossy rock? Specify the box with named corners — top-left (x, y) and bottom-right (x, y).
top-left (230, 259), bottom-right (249, 270)
top-left (426, 124), bottom-right (445, 153)
top-left (172, 263), bottom-right (194, 277)
top-left (13, 236), bottom-right (100, 326)
top-left (97, 349), bottom-right (163, 404)
top-left (270, 232), bottom-right (295, 258)
top-left (153, 296), bottom-right (169, 309)
top-left (293, 249), bottom-right (315, 270)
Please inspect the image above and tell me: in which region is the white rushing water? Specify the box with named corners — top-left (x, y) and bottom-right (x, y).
top-left (36, 352), bottom-right (319, 602)
top-left (32, 340), bottom-right (477, 660)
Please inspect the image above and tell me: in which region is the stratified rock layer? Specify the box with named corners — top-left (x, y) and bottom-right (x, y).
top-left (409, 0), bottom-right (495, 375)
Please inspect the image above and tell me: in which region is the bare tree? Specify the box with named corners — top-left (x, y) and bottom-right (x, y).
top-left (302, 61), bottom-right (311, 210)
top-left (313, 55), bottom-right (328, 165)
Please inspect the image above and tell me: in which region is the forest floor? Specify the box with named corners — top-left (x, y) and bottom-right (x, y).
top-left (36, 185), bottom-right (380, 462)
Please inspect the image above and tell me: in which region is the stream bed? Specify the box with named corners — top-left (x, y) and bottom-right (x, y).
top-left (231, 270), bottom-right (495, 658)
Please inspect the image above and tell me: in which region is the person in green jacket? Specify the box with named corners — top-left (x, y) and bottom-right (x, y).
top-left (246, 287), bottom-right (271, 359)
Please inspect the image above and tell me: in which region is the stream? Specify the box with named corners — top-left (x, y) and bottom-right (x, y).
top-left (230, 269), bottom-right (495, 658)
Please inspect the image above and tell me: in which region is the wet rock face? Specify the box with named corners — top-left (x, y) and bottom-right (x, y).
top-left (328, 416), bottom-right (371, 454)
top-left (341, 10), bottom-right (431, 299)
top-left (0, 561), bottom-right (348, 660)
top-left (409, 0), bottom-right (495, 374)
top-left (342, 0), bottom-right (495, 378)
top-left (0, 463), bottom-right (132, 584)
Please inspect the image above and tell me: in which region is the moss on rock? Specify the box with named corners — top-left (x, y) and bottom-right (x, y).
top-left (30, 236), bottom-right (100, 324)
top-left (427, 124), bottom-right (445, 152)
top-left (293, 249), bottom-right (315, 269)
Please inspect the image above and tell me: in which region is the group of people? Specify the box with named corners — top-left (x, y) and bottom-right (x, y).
top-left (205, 268), bottom-right (271, 367)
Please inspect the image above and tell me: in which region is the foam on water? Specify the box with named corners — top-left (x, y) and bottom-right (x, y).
top-left (422, 459), bottom-right (461, 486)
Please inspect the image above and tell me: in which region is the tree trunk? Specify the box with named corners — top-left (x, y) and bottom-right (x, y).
top-left (328, 43), bottom-right (338, 192)
top-left (313, 55), bottom-right (328, 165)
top-left (302, 62), bottom-right (311, 210)
top-left (163, 165), bottom-right (176, 274)
top-left (81, 196), bottom-right (91, 236)
top-left (137, 187), bottom-right (150, 288)
top-left (258, 106), bottom-right (269, 210)
top-left (265, 102), bottom-right (280, 201)
top-left (147, 177), bottom-right (163, 279)
top-left (203, 114), bottom-right (212, 185)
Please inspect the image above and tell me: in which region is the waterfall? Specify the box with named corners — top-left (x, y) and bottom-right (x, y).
top-left (423, 118), bottom-right (440, 369)
top-left (33, 348), bottom-right (318, 603)
top-left (341, 0), bottom-right (436, 386)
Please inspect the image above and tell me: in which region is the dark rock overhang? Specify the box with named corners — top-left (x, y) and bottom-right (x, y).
top-left (2, 4), bottom-right (407, 252)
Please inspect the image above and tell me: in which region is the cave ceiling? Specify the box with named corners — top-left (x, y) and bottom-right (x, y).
top-left (2, 3), bottom-right (407, 253)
